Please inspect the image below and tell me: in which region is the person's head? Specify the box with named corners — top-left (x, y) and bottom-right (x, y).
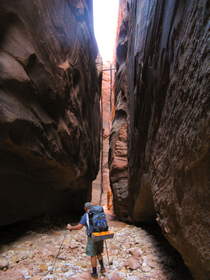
top-left (84, 202), bottom-right (92, 211)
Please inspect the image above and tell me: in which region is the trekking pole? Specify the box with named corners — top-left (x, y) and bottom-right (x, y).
top-left (104, 240), bottom-right (111, 267)
top-left (50, 230), bottom-right (67, 275)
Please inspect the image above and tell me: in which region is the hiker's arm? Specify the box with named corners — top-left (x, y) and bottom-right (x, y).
top-left (67, 223), bottom-right (83, 231)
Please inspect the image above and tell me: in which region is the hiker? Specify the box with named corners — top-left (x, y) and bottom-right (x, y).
top-left (66, 202), bottom-right (106, 279)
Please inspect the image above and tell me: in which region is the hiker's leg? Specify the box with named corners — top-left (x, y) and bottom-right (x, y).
top-left (97, 253), bottom-right (104, 264)
top-left (86, 238), bottom-right (98, 278)
top-left (97, 241), bottom-right (105, 273)
top-left (97, 254), bottom-right (105, 273)
top-left (90, 256), bottom-right (98, 278)
top-left (91, 256), bottom-right (97, 268)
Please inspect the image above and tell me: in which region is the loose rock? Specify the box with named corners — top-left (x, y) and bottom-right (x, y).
top-left (125, 257), bottom-right (141, 270)
top-left (108, 272), bottom-right (122, 280)
top-left (0, 257), bottom-right (9, 270)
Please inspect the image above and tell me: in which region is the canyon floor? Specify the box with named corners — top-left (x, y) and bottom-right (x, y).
top-left (0, 187), bottom-right (192, 280)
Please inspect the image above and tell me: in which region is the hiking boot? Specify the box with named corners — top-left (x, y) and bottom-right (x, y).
top-left (91, 272), bottom-right (98, 279)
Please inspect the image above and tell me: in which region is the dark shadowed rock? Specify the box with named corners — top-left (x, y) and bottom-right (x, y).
top-left (0, 0), bottom-right (101, 225)
top-left (112, 0), bottom-right (210, 278)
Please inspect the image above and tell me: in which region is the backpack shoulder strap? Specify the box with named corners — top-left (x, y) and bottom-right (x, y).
top-left (86, 212), bottom-right (90, 229)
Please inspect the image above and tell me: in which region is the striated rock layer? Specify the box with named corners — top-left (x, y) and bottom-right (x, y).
top-left (101, 62), bottom-right (113, 196)
top-left (112, 0), bottom-right (210, 278)
top-left (0, 0), bottom-right (101, 225)
top-left (109, 0), bottom-right (130, 221)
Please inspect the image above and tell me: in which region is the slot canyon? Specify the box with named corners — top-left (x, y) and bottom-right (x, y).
top-left (0, 0), bottom-right (209, 280)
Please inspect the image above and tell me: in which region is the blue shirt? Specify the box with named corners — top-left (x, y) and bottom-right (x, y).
top-left (80, 213), bottom-right (89, 236)
top-left (79, 213), bottom-right (88, 226)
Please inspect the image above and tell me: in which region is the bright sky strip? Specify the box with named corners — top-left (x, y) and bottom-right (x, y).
top-left (93, 0), bottom-right (119, 62)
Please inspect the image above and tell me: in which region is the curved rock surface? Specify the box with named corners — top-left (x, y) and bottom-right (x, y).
top-left (112, 0), bottom-right (210, 278)
top-left (0, 0), bottom-right (101, 225)
top-left (109, 0), bottom-right (129, 221)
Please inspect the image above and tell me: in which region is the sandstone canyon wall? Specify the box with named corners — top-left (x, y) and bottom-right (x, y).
top-left (112, 0), bottom-right (210, 278)
top-left (100, 63), bottom-right (114, 209)
top-left (109, 0), bottom-right (130, 221)
top-left (0, 0), bottom-right (101, 225)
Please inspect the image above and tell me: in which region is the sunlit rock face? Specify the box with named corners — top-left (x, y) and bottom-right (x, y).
top-left (114, 0), bottom-right (210, 278)
top-left (109, 0), bottom-right (129, 221)
top-left (101, 62), bottom-right (113, 197)
top-left (0, 0), bottom-right (101, 225)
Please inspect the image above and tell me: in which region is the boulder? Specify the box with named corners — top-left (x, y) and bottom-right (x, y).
top-left (107, 272), bottom-right (122, 280)
top-left (0, 257), bottom-right (9, 270)
top-left (125, 256), bottom-right (141, 270)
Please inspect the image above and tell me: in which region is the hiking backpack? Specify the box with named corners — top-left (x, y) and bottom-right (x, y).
top-left (87, 205), bottom-right (108, 236)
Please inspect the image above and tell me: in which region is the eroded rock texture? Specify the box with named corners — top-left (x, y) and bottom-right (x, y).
top-left (109, 0), bottom-right (129, 221)
top-left (101, 62), bottom-right (113, 196)
top-left (113, 0), bottom-right (210, 278)
top-left (0, 0), bottom-right (101, 225)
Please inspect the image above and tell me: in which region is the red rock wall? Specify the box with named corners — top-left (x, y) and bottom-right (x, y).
top-left (113, 0), bottom-right (210, 278)
top-left (101, 63), bottom-right (113, 196)
top-left (109, 0), bottom-right (130, 221)
top-left (0, 0), bottom-right (101, 225)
